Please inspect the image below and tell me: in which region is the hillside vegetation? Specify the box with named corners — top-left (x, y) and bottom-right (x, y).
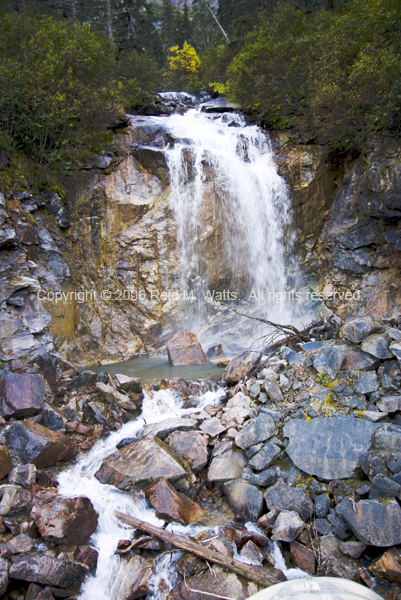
top-left (0, 0), bottom-right (400, 188)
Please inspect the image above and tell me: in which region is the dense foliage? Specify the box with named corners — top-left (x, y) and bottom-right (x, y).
top-left (227, 0), bottom-right (401, 147)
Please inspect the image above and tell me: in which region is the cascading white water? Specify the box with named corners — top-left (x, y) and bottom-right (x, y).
top-left (165, 109), bottom-right (295, 329)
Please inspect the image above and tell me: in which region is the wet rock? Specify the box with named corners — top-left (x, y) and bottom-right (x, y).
top-left (111, 555), bottom-right (154, 599)
top-left (315, 494), bottom-right (330, 518)
top-left (222, 479), bottom-right (263, 521)
top-left (344, 348), bottom-right (379, 371)
top-left (208, 450), bottom-right (245, 483)
top-left (4, 421), bottom-right (76, 468)
top-left (377, 395), bottom-right (401, 412)
top-left (290, 540), bottom-right (316, 574)
top-left (199, 417), bottom-right (226, 437)
top-left (72, 546), bottom-right (98, 571)
top-left (0, 533), bottom-right (34, 557)
top-left (340, 541), bottom-right (366, 559)
top-left (144, 418), bottom-right (197, 440)
top-left (264, 380), bottom-right (284, 403)
top-left (0, 446), bottom-right (12, 480)
top-left (264, 480), bottom-right (313, 521)
top-left (355, 372), bottom-right (378, 395)
top-left (96, 382), bottom-right (139, 412)
top-left (235, 413), bottom-right (275, 450)
top-left (313, 344), bottom-right (347, 379)
top-left (167, 331), bottom-right (207, 366)
top-left (0, 484), bottom-right (32, 515)
top-left (370, 547), bottom-right (401, 586)
top-left (166, 431), bottom-right (208, 473)
top-left (0, 557), bottom-right (8, 595)
top-left (0, 373), bottom-right (45, 418)
top-left (9, 555), bottom-right (89, 589)
top-left (368, 474), bottom-right (401, 499)
top-left (145, 479), bottom-right (205, 525)
top-left (94, 436), bottom-right (194, 491)
top-left (168, 564), bottom-right (259, 600)
top-left (340, 317), bottom-right (382, 343)
top-left (283, 417), bottom-right (379, 480)
top-left (223, 351), bottom-right (261, 385)
top-left (318, 535), bottom-right (359, 579)
top-left (271, 510), bottom-right (304, 542)
top-left (115, 374), bottom-right (141, 394)
top-left (248, 442), bottom-right (281, 471)
top-left (240, 540), bottom-right (264, 565)
top-left (361, 334), bottom-right (394, 360)
top-left (336, 498), bottom-right (401, 546)
top-left (30, 492), bottom-right (99, 545)
top-left (257, 509), bottom-right (279, 533)
top-left (40, 403), bottom-right (68, 433)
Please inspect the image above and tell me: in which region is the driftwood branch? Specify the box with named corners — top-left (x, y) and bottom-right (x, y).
top-left (218, 302), bottom-right (310, 342)
top-left (115, 511), bottom-right (280, 588)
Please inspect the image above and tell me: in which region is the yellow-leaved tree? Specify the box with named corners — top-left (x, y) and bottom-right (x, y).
top-left (167, 41), bottom-right (200, 88)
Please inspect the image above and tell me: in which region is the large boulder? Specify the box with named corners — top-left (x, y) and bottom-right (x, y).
top-left (222, 479), bottom-right (264, 521)
top-left (283, 417), bottom-right (379, 480)
top-left (110, 555), bottom-right (153, 600)
top-left (94, 436), bottom-right (194, 491)
top-left (0, 373), bottom-right (45, 418)
top-left (223, 351), bottom-right (261, 385)
top-left (9, 555), bottom-right (89, 589)
top-left (271, 511), bottom-right (304, 542)
top-left (31, 492), bottom-right (99, 545)
top-left (166, 430), bottom-right (208, 473)
top-left (168, 564), bottom-right (259, 600)
top-left (235, 413), bottom-right (275, 450)
top-left (336, 498), bottom-right (401, 546)
top-left (340, 317), bottom-right (382, 343)
top-left (264, 480), bottom-right (314, 521)
top-left (4, 421), bottom-right (76, 468)
top-left (145, 479), bottom-right (205, 525)
top-left (167, 331), bottom-right (207, 366)
top-left (313, 344), bottom-right (347, 380)
top-left (361, 333), bottom-right (394, 360)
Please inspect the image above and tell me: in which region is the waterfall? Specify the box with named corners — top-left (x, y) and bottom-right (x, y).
top-left (164, 109), bottom-right (298, 346)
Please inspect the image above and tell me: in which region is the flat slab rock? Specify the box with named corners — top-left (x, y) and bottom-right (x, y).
top-left (144, 418), bottom-right (197, 440)
top-left (0, 373), bottom-right (45, 418)
top-left (166, 430), bottom-right (208, 473)
top-left (167, 331), bottom-right (207, 366)
top-left (235, 413), bottom-right (275, 450)
top-left (264, 480), bottom-right (313, 521)
top-left (9, 555), bottom-right (89, 589)
top-left (4, 421), bottom-right (76, 468)
top-left (30, 492), bottom-right (99, 545)
top-left (336, 498), bottom-right (401, 547)
top-left (94, 436), bottom-right (194, 491)
top-left (283, 417), bottom-right (379, 480)
top-left (222, 478), bottom-right (264, 521)
top-left (208, 449), bottom-right (245, 483)
top-left (169, 564), bottom-right (259, 600)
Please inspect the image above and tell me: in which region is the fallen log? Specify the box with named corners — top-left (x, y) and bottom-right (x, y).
top-left (115, 511), bottom-right (280, 588)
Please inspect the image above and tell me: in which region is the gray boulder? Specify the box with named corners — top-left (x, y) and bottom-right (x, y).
top-left (248, 442), bottom-right (281, 471)
top-left (264, 479), bottom-right (313, 521)
top-left (313, 344), bottom-right (347, 379)
top-left (340, 317), bottom-right (382, 343)
top-left (271, 510), bottom-right (304, 542)
top-left (336, 498), bottom-right (401, 546)
top-left (377, 395), bottom-right (401, 413)
top-left (361, 334), bottom-right (394, 360)
top-left (235, 413), bottom-right (275, 450)
top-left (114, 374), bottom-right (141, 394)
top-left (339, 541), bottom-right (366, 559)
top-left (315, 494), bottom-right (330, 518)
top-left (281, 346), bottom-right (306, 366)
top-left (222, 479), bottom-right (263, 521)
top-left (166, 430), bottom-right (208, 474)
top-left (373, 423), bottom-right (401, 451)
top-left (344, 348), bottom-right (379, 371)
top-left (355, 371), bottom-right (378, 395)
top-left (144, 418), bottom-right (197, 440)
top-left (368, 474), bottom-right (401, 499)
top-left (283, 417), bottom-right (379, 480)
top-left (390, 342), bottom-right (401, 361)
top-left (208, 450), bottom-right (245, 483)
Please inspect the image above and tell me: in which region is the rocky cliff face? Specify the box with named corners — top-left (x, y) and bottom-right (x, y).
top-left (1, 113), bottom-right (400, 366)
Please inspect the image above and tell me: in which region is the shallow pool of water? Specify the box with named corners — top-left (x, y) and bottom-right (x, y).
top-left (86, 356), bottom-right (225, 385)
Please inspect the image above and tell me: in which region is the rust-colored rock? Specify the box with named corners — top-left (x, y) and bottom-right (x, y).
top-left (223, 351), bottom-right (261, 385)
top-left (145, 478), bottom-right (205, 525)
top-left (290, 540), bottom-right (316, 575)
top-left (370, 547), bottom-right (401, 586)
top-left (0, 446), bottom-right (12, 480)
top-left (0, 373), bottom-right (45, 418)
top-left (167, 331), bottom-right (207, 366)
top-left (31, 492), bottom-right (98, 545)
top-left (4, 421), bottom-right (76, 468)
top-left (73, 546), bottom-right (98, 571)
